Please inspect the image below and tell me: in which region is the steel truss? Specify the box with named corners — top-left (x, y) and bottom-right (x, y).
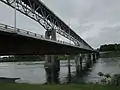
top-left (0, 0), bottom-right (93, 50)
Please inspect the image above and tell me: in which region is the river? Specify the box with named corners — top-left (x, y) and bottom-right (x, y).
top-left (0, 57), bottom-right (120, 84)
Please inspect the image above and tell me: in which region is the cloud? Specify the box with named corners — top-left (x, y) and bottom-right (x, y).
top-left (86, 24), bottom-right (120, 48)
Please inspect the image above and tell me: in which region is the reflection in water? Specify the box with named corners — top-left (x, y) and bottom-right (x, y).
top-left (0, 58), bottom-right (120, 84)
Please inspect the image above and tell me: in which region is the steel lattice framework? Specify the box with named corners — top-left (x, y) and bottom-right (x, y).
top-left (0, 0), bottom-right (93, 50)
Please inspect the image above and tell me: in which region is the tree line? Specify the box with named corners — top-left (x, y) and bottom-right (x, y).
top-left (98, 44), bottom-right (120, 51)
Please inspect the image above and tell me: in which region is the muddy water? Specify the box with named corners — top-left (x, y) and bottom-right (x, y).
top-left (0, 57), bottom-right (120, 84)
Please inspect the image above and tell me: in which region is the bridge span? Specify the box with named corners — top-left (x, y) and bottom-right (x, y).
top-left (0, 23), bottom-right (95, 55)
top-left (0, 0), bottom-right (99, 84)
top-left (1, 0), bottom-right (93, 51)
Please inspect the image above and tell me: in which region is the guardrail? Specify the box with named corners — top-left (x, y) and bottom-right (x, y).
top-left (0, 23), bottom-right (75, 46)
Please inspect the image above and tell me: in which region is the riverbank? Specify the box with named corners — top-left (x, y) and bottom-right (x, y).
top-left (0, 83), bottom-right (120, 90)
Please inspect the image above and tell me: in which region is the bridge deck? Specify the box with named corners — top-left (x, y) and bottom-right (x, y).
top-left (0, 24), bottom-right (95, 55)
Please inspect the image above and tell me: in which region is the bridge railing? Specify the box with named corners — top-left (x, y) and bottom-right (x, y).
top-left (0, 23), bottom-right (75, 46)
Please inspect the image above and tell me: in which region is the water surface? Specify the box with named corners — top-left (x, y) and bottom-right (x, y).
top-left (0, 57), bottom-right (120, 84)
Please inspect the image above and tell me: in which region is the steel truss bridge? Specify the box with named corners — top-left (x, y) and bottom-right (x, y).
top-left (0, 0), bottom-right (96, 54)
top-left (0, 1), bottom-right (98, 84)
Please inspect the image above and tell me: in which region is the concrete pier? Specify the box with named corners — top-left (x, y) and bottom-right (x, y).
top-left (51, 55), bottom-right (60, 83)
top-left (88, 53), bottom-right (92, 68)
top-left (74, 54), bottom-right (85, 76)
top-left (93, 53), bottom-right (96, 63)
top-left (75, 54), bottom-right (83, 76)
top-left (67, 55), bottom-right (71, 82)
top-left (44, 55), bottom-right (52, 83)
top-left (83, 53), bottom-right (92, 70)
top-left (75, 55), bottom-right (79, 76)
top-left (80, 54), bottom-right (83, 72)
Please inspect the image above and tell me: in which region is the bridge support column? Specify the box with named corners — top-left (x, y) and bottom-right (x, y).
top-left (75, 55), bottom-right (79, 76)
top-left (86, 53), bottom-right (92, 68)
top-left (96, 53), bottom-right (99, 60)
top-left (88, 53), bottom-right (92, 66)
top-left (75, 54), bottom-right (84, 76)
top-left (51, 55), bottom-right (60, 83)
top-left (67, 55), bottom-right (71, 83)
top-left (44, 55), bottom-right (52, 84)
top-left (93, 53), bottom-right (96, 63)
top-left (84, 53), bottom-right (92, 70)
top-left (44, 55), bottom-right (60, 84)
top-left (80, 54), bottom-right (83, 72)
top-left (51, 29), bottom-right (60, 83)
top-left (75, 54), bottom-right (83, 76)
top-left (44, 30), bottom-right (60, 84)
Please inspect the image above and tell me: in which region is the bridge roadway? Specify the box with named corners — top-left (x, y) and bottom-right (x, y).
top-left (0, 23), bottom-right (95, 55)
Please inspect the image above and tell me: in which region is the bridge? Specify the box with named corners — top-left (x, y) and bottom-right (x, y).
top-left (0, 23), bottom-right (95, 55)
top-left (0, 0), bottom-right (98, 84)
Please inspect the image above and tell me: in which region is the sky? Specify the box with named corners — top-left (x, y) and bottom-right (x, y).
top-left (0, 0), bottom-right (120, 48)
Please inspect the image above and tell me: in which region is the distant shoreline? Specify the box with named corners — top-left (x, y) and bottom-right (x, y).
top-left (99, 51), bottom-right (120, 58)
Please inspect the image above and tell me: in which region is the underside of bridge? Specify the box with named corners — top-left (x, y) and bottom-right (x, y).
top-left (0, 30), bottom-right (93, 55)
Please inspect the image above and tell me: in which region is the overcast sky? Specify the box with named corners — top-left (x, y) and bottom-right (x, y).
top-left (0, 0), bottom-right (120, 48)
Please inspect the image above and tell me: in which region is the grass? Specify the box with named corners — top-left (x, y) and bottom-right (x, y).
top-left (0, 83), bottom-right (120, 90)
